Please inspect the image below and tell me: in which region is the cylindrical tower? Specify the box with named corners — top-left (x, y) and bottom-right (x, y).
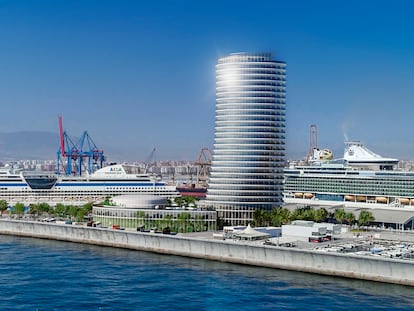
top-left (205, 52), bottom-right (286, 225)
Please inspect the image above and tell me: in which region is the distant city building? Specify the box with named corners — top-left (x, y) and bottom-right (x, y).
top-left (204, 52), bottom-right (286, 225)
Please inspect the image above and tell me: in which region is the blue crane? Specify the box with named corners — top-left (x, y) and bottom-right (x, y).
top-left (57, 116), bottom-right (105, 176)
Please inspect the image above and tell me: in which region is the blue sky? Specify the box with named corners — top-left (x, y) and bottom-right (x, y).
top-left (1, 0), bottom-right (414, 161)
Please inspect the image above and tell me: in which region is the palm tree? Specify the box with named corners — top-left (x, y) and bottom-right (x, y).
top-left (280, 208), bottom-right (292, 225)
top-left (358, 211), bottom-right (375, 228)
top-left (334, 208), bottom-right (346, 224)
top-left (302, 208), bottom-right (315, 221)
top-left (344, 212), bottom-right (356, 226)
top-left (271, 208), bottom-right (291, 226)
top-left (263, 211), bottom-right (272, 226)
top-left (290, 208), bottom-right (304, 221)
top-left (314, 208), bottom-right (328, 223)
top-left (253, 209), bottom-right (266, 226)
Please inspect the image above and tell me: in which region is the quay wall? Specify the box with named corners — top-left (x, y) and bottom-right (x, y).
top-left (0, 219), bottom-right (413, 286)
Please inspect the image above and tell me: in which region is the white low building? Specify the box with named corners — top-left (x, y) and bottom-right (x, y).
top-left (282, 220), bottom-right (331, 242)
top-left (92, 194), bottom-right (217, 231)
top-left (111, 194), bottom-right (167, 209)
top-left (313, 222), bottom-right (341, 235)
top-left (229, 224), bottom-right (271, 241)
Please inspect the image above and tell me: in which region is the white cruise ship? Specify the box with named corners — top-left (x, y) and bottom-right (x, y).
top-left (283, 141), bottom-right (414, 209)
top-left (0, 164), bottom-right (178, 206)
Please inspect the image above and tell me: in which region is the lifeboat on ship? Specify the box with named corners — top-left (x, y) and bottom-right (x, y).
top-left (356, 196), bottom-right (366, 202)
top-left (375, 197), bottom-right (388, 204)
top-left (344, 195), bottom-right (355, 201)
top-left (399, 198), bottom-right (410, 205)
top-left (294, 193), bottom-right (304, 198)
top-left (304, 193), bottom-right (314, 199)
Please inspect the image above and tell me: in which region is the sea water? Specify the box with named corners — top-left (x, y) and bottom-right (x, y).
top-left (0, 235), bottom-right (413, 311)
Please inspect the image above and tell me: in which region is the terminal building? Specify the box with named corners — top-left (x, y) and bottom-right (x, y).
top-left (284, 203), bottom-right (414, 231)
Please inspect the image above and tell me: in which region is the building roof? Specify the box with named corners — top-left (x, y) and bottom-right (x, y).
top-left (283, 203), bottom-right (414, 226)
top-left (112, 194), bottom-right (167, 208)
top-left (343, 141), bottom-right (399, 164)
top-left (232, 224), bottom-right (271, 239)
top-left (352, 208), bottom-right (414, 225)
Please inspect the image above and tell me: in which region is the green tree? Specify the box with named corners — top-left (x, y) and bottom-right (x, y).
top-left (253, 209), bottom-right (266, 226)
top-left (38, 203), bottom-right (51, 214)
top-left (193, 215), bottom-right (204, 232)
top-left (174, 197), bottom-right (185, 207)
top-left (314, 208), bottom-right (328, 223)
top-left (291, 208), bottom-right (306, 221)
top-left (102, 197), bottom-right (114, 206)
top-left (13, 203), bottom-right (25, 216)
top-left (136, 211), bottom-right (146, 227)
top-left (163, 214), bottom-right (173, 229)
top-left (182, 196), bottom-right (198, 207)
top-left (68, 206), bottom-right (79, 218)
top-left (54, 204), bottom-right (67, 217)
top-left (0, 200), bottom-right (8, 212)
top-left (178, 212), bottom-right (191, 233)
top-left (344, 212), bottom-right (356, 225)
top-left (270, 208), bottom-right (291, 226)
top-left (29, 204), bottom-right (39, 216)
top-left (334, 208), bottom-right (346, 224)
top-left (279, 208), bottom-right (292, 225)
top-left (358, 211), bottom-right (375, 228)
top-left (76, 208), bottom-right (88, 222)
top-left (302, 208), bottom-right (315, 221)
top-left (82, 202), bottom-right (93, 212)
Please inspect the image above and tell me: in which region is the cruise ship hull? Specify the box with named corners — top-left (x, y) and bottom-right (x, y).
top-left (0, 164), bottom-right (178, 206)
top-left (284, 140), bottom-right (414, 210)
top-left (284, 168), bottom-right (414, 209)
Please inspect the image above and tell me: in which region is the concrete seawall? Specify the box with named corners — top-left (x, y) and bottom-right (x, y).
top-left (0, 219), bottom-right (413, 286)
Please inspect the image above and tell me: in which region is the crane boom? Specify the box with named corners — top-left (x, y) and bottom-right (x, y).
top-left (58, 115), bottom-right (66, 157)
top-left (144, 148), bottom-right (156, 173)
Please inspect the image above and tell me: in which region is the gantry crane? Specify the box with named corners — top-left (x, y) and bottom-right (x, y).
top-left (195, 148), bottom-right (212, 188)
top-left (57, 116), bottom-right (105, 176)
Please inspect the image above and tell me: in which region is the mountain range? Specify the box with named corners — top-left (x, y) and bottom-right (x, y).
top-left (0, 131), bottom-right (60, 161)
top-left (0, 131), bottom-right (307, 162)
top-left (0, 131), bottom-right (155, 163)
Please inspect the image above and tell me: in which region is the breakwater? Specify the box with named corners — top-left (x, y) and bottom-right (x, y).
top-left (0, 219), bottom-right (413, 286)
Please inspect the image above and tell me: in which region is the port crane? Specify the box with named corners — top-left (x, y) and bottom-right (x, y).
top-left (144, 147), bottom-right (156, 173)
top-left (57, 116), bottom-right (105, 176)
top-left (195, 148), bottom-right (212, 188)
top-left (305, 124), bottom-right (333, 162)
top-left (306, 124), bottom-right (318, 162)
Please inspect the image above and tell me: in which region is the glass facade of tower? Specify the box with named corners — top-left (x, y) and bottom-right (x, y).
top-left (205, 52), bottom-right (286, 225)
